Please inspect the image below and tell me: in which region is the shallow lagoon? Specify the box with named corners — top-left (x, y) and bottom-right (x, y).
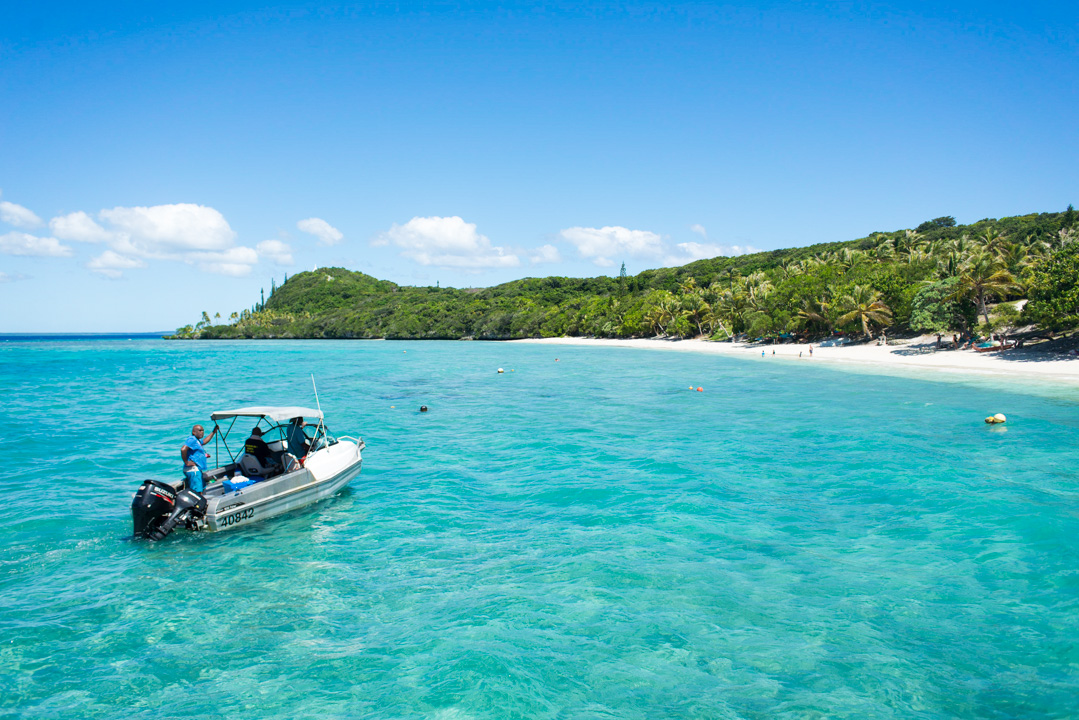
top-left (2, 339), bottom-right (1078, 719)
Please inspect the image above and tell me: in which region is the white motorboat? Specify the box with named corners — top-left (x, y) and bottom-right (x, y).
top-left (132, 406), bottom-right (364, 540)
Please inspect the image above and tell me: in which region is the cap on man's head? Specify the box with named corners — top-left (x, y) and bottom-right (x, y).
top-left (251, 427), bottom-right (263, 436)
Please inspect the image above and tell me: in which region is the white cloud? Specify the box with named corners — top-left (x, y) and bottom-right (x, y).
top-left (0, 231), bottom-right (72, 257)
top-left (297, 217), bottom-right (343, 246)
top-left (0, 271), bottom-right (30, 283)
top-left (98, 203), bottom-right (256, 276)
top-left (61, 202), bottom-right (259, 277)
top-left (188, 246), bottom-right (260, 277)
top-left (88, 250), bottom-right (147, 279)
top-left (673, 241), bottom-right (727, 261)
top-left (664, 241), bottom-right (760, 266)
top-left (0, 200), bottom-right (44, 229)
top-left (559, 226), bottom-right (664, 267)
top-left (257, 239), bottom-right (293, 266)
top-left (50, 211), bottom-right (112, 242)
top-left (559, 223), bottom-right (759, 269)
top-left (5, 201), bottom-right (262, 278)
top-left (100, 203), bottom-right (236, 255)
top-left (529, 244), bottom-right (562, 264)
top-left (375, 216), bottom-right (520, 269)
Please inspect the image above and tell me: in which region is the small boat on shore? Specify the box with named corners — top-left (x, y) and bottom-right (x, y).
top-left (132, 406), bottom-right (364, 540)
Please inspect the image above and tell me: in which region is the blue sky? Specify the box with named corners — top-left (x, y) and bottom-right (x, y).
top-left (1, 1), bottom-right (1076, 332)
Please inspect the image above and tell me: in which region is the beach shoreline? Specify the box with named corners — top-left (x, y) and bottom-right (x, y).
top-left (511, 335), bottom-right (1079, 387)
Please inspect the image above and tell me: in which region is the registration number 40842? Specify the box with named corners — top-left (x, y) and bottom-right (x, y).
top-left (220, 507), bottom-right (255, 527)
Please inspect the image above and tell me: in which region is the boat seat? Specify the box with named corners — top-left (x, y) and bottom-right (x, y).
top-left (239, 452), bottom-right (279, 478)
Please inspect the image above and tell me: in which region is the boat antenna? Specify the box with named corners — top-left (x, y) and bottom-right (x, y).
top-left (311, 374), bottom-right (326, 443)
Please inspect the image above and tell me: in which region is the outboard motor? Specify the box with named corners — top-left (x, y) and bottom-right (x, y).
top-left (131, 480), bottom-right (207, 540)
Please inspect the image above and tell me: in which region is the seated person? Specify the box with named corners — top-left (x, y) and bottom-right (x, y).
top-left (239, 426), bottom-right (279, 477)
top-left (286, 417), bottom-right (310, 458)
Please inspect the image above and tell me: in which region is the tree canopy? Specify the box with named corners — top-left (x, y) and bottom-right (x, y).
top-left (179, 209), bottom-right (1077, 341)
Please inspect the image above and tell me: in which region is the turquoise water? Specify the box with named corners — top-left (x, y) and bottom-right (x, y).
top-left (2, 339), bottom-right (1079, 719)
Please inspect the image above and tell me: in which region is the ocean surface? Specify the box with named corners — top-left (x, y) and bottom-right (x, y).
top-left (2, 338), bottom-right (1078, 719)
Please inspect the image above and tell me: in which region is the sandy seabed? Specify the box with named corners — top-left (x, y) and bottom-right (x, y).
top-left (512, 336), bottom-right (1079, 388)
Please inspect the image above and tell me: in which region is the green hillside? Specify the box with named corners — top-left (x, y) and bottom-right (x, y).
top-left (181, 209), bottom-right (1079, 341)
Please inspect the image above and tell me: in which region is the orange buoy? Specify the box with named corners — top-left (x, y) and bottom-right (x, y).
top-left (697, 387), bottom-right (703, 392)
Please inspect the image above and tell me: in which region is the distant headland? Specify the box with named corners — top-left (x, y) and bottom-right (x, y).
top-left (171, 209), bottom-right (1078, 351)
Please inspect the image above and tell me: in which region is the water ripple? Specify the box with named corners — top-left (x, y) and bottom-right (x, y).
top-left (1, 339), bottom-right (1078, 718)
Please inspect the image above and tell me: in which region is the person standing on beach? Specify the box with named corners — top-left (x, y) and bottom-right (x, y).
top-left (181, 423), bottom-right (217, 493)
top-left (809, 345), bottom-right (813, 357)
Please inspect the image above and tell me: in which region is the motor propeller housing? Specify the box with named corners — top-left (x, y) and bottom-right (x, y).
top-left (131, 480), bottom-right (207, 540)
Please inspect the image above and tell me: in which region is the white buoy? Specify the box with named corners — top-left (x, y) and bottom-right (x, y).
top-left (497, 368), bottom-right (504, 374)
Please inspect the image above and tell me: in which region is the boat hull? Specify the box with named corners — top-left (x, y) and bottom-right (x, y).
top-left (201, 439), bottom-right (363, 532)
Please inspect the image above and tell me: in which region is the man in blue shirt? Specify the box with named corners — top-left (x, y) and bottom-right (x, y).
top-left (181, 423), bottom-right (218, 493)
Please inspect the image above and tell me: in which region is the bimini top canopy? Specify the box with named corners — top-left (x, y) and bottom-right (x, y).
top-left (210, 406), bottom-right (323, 424)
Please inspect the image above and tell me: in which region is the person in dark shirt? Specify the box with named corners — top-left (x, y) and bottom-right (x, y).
top-left (242, 426), bottom-right (275, 474)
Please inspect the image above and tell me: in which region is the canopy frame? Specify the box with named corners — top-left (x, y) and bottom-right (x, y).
top-left (208, 406), bottom-right (326, 468)
top-left (210, 406), bottom-right (323, 424)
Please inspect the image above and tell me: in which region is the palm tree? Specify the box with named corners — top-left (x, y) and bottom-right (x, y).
top-left (712, 287), bottom-right (747, 340)
top-left (902, 246), bottom-right (931, 264)
top-left (836, 285), bottom-right (893, 339)
top-left (894, 229), bottom-right (928, 264)
top-left (977, 228), bottom-right (1009, 255)
top-left (948, 233), bottom-right (976, 255)
top-left (776, 262), bottom-right (798, 280)
top-left (681, 293), bottom-right (714, 337)
top-left (1054, 227), bottom-right (1078, 250)
top-left (869, 242), bottom-right (895, 263)
top-left (995, 242), bottom-right (1039, 288)
top-left (644, 292), bottom-right (678, 336)
top-left (715, 266), bottom-right (741, 290)
top-left (932, 233), bottom-right (975, 274)
top-left (796, 297), bottom-right (832, 334)
top-left (956, 251), bottom-right (1020, 326)
top-left (742, 272), bottom-right (773, 309)
top-left (835, 248), bottom-right (866, 270)
top-left (902, 228), bottom-right (925, 248)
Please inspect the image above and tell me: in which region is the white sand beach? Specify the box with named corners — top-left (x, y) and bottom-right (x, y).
top-left (513, 336), bottom-right (1079, 386)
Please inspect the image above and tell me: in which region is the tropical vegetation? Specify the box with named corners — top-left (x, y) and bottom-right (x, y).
top-left (175, 209), bottom-right (1079, 342)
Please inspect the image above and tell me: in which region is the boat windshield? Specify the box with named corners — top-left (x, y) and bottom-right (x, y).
top-left (216, 416), bottom-right (336, 466)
